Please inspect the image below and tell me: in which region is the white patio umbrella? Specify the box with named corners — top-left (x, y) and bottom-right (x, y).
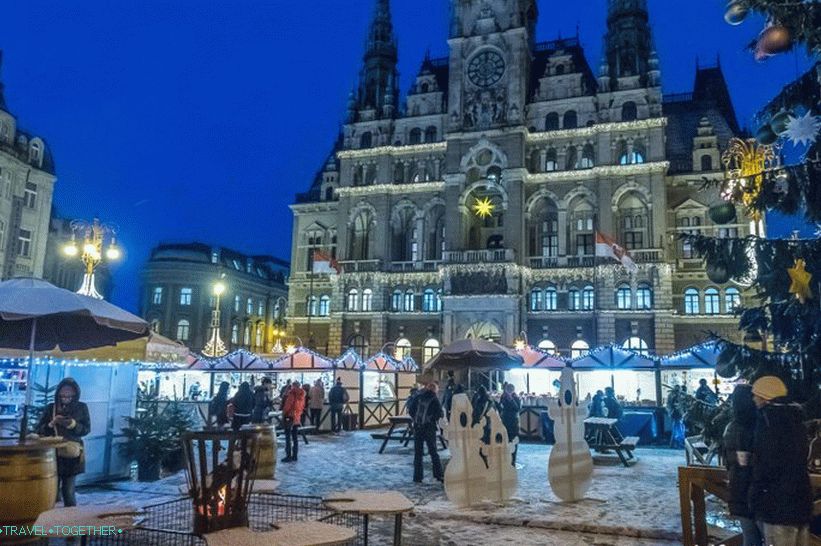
top-left (0, 278), bottom-right (148, 440)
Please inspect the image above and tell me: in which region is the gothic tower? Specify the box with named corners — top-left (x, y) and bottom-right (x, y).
top-left (0, 50), bottom-right (6, 111)
top-left (354, 0), bottom-right (399, 121)
top-left (598, 0), bottom-right (662, 121)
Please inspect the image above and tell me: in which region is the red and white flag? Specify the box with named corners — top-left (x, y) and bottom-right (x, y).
top-left (311, 250), bottom-right (340, 274)
top-left (595, 232), bottom-right (637, 273)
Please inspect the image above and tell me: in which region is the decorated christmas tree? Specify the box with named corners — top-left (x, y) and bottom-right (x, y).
top-left (685, 1), bottom-right (820, 404)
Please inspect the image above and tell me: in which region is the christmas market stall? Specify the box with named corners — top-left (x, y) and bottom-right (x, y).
top-left (506, 345), bottom-right (565, 440)
top-left (571, 345), bottom-right (661, 445)
top-left (267, 347), bottom-right (337, 430)
top-left (659, 340), bottom-right (729, 401)
top-left (359, 352), bottom-right (419, 428)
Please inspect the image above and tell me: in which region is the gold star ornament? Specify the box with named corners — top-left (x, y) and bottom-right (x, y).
top-left (472, 196), bottom-right (495, 218)
top-left (787, 258), bottom-right (813, 304)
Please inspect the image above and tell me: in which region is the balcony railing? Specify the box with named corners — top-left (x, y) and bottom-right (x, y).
top-left (567, 255), bottom-right (595, 267)
top-left (631, 248), bottom-right (663, 263)
top-left (338, 260), bottom-right (381, 273)
top-left (443, 248), bottom-right (515, 264)
top-left (390, 260), bottom-right (443, 272)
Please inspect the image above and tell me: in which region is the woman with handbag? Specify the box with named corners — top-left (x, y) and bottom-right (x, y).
top-left (35, 377), bottom-right (90, 507)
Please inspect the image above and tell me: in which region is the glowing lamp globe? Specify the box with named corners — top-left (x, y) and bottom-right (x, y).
top-left (63, 243), bottom-right (78, 257)
top-left (83, 243), bottom-right (97, 256)
top-left (105, 246), bottom-right (121, 260)
top-left (213, 282), bottom-right (226, 296)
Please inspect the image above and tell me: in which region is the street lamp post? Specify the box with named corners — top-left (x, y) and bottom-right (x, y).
top-left (202, 281), bottom-right (227, 357)
top-left (62, 218), bottom-right (120, 299)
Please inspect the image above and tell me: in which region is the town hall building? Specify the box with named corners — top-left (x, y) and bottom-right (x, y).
top-left (288, 0), bottom-right (751, 363)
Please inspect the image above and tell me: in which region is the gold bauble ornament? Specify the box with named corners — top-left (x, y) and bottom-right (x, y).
top-left (787, 258), bottom-right (813, 304)
top-left (757, 24), bottom-right (792, 57)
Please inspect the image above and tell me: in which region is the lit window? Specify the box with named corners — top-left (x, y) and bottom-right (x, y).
top-left (616, 284), bottom-right (631, 310)
top-left (247, 297), bottom-right (253, 314)
top-left (582, 285), bottom-right (595, 310)
top-left (24, 183), bottom-right (37, 208)
top-left (636, 284), bottom-right (653, 309)
top-left (244, 324), bottom-right (251, 345)
top-left (347, 289), bottom-right (359, 311)
top-left (391, 290), bottom-right (402, 312)
top-left (544, 287), bottom-right (557, 310)
top-left (704, 288), bottom-right (720, 315)
top-left (152, 287), bottom-right (163, 305)
top-left (684, 288), bottom-right (700, 314)
top-left (176, 319), bottom-right (190, 341)
top-left (423, 289), bottom-right (437, 312)
top-left (569, 288), bottom-right (580, 310)
top-left (255, 324), bottom-right (264, 347)
top-left (571, 339), bottom-right (589, 358)
top-left (17, 229), bottom-right (31, 257)
top-left (436, 289), bottom-right (443, 311)
top-left (725, 287), bottom-right (741, 313)
top-left (319, 295), bottom-right (330, 316)
top-left (423, 338), bottom-right (440, 362)
top-left (231, 323), bottom-right (239, 344)
top-left (306, 296), bottom-right (317, 316)
top-left (403, 290), bottom-right (415, 312)
top-left (180, 288), bottom-right (192, 306)
top-left (362, 289), bottom-right (373, 311)
top-left (234, 295), bottom-right (241, 313)
top-left (530, 288), bottom-right (543, 311)
top-left (258, 300), bottom-right (265, 316)
top-left (395, 338), bottom-right (411, 359)
top-left (538, 339), bottom-right (556, 354)
top-left (622, 336), bottom-right (649, 356)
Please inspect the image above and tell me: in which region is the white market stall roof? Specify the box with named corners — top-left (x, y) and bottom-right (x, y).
top-left (268, 347), bottom-right (336, 370)
top-left (660, 341), bottom-right (722, 369)
top-left (517, 346), bottom-right (566, 369)
top-left (187, 349), bottom-right (269, 371)
top-left (335, 348), bottom-right (362, 370)
top-left (362, 352), bottom-right (419, 373)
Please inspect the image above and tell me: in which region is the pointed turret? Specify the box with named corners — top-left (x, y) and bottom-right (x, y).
top-left (354, 0), bottom-right (399, 119)
top-left (600, 0), bottom-right (658, 91)
top-left (0, 50), bottom-right (7, 111)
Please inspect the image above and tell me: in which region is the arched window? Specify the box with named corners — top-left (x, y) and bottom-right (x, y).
top-left (704, 288), bottom-right (720, 315)
top-left (394, 162), bottom-right (405, 183)
top-left (618, 140), bottom-right (646, 165)
top-left (563, 110), bottom-right (578, 129)
top-left (150, 318), bottom-right (161, 334)
top-left (684, 288), bottom-right (700, 314)
top-left (544, 287), bottom-right (557, 310)
top-left (579, 144), bottom-right (595, 168)
top-left (701, 155), bottom-right (713, 171)
top-left (409, 128), bottom-right (422, 145)
top-left (420, 82), bottom-right (429, 93)
top-left (423, 288), bottom-right (437, 312)
top-left (30, 141), bottom-right (42, 163)
top-left (325, 186), bottom-right (335, 201)
top-left (571, 339), bottom-right (590, 358)
top-left (565, 146), bottom-right (578, 170)
top-left (244, 323), bottom-right (252, 346)
top-left (622, 336), bottom-right (649, 356)
top-left (436, 289), bottom-right (443, 311)
top-left (246, 297), bottom-right (253, 314)
top-left (621, 101), bottom-right (637, 121)
top-left (618, 193), bottom-right (649, 250)
top-left (529, 197), bottom-right (558, 258)
top-left (403, 290), bottom-right (415, 312)
top-left (347, 289), bottom-right (359, 311)
top-left (231, 323), bottom-right (239, 344)
top-left (423, 338), bottom-right (441, 362)
top-left (180, 287), bottom-right (193, 306)
top-left (725, 287), bottom-right (741, 313)
top-left (538, 339), bottom-right (557, 355)
top-left (255, 324), bottom-right (264, 348)
top-left (424, 126), bottom-right (437, 143)
top-left (391, 289), bottom-right (402, 311)
top-left (395, 338), bottom-right (412, 359)
top-left (616, 284), bottom-right (631, 309)
top-left (306, 295), bottom-right (318, 316)
top-left (636, 283), bottom-right (653, 309)
top-left (348, 334), bottom-right (369, 359)
top-left (582, 285), bottom-right (595, 310)
top-left (350, 209), bottom-right (373, 261)
top-left (319, 295), bottom-right (330, 316)
top-left (569, 288), bottom-right (581, 310)
top-left (361, 288), bottom-right (373, 311)
top-left (530, 288), bottom-right (543, 311)
top-left (570, 200), bottom-right (595, 255)
top-left (545, 148), bottom-right (557, 171)
top-left (175, 319), bottom-right (190, 341)
top-left (360, 132), bottom-right (372, 149)
top-left (391, 207), bottom-right (416, 262)
top-left (545, 112), bottom-right (559, 131)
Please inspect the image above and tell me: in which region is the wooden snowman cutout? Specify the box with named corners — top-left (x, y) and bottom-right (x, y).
top-left (483, 407), bottom-right (517, 502)
top-left (444, 393), bottom-right (488, 507)
top-left (547, 367), bottom-right (593, 502)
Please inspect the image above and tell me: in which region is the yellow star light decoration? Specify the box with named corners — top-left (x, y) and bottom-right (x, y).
top-left (787, 258), bottom-right (813, 304)
top-left (472, 196), bottom-right (495, 218)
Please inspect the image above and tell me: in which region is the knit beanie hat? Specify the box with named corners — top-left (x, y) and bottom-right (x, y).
top-left (751, 376), bottom-right (788, 401)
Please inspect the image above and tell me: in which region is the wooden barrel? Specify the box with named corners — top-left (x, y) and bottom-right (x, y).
top-left (243, 425), bottom-right (276, 479)
top-left (0, 441), bottom-right (59, 544)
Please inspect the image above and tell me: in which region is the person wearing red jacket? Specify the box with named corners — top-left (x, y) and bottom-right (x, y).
top-left (281, 382), bottom-right (306, 462)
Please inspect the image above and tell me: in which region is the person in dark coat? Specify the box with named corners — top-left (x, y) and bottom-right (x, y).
top-left (666, 385), bottom-right (686, 448)
top-left (722, 384), bottom-right (761, 546)
top-left (603, 387), bottom-right (623, 420)
top-left (499, 383), bottom-right (522, 465)
top-left (750, 376), bottom-right (812, 545)
top-left (36, 377), bottom-right (91, 507)
top-left (301, 383), bottom-right (311, 425)
top-left (407, 381), bottom-right (444, 483)
top-left (208, 381), bottom-right (230, 427)
top-left (229, 382), bottom-right (254, 431)
top-left (441, 373), bottom-right (455, 420)
top-left (251, 377), bottom-right (274, 424)
top-left (588, 390), bottom-right (605, 418)
top-left (695, 378), bottom-right (718, 406)
top-left (328, 378), bottom-right (349, 433)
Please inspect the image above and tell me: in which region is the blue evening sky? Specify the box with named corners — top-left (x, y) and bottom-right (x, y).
top-left (1, 1), bottom-right (814, 311)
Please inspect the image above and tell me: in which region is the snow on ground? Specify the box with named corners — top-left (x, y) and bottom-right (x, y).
top-left (77, 430), bottom-right (698, 545)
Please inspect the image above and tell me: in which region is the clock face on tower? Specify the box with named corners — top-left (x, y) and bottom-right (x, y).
top-left (467, 50), bottom-right (506, 88)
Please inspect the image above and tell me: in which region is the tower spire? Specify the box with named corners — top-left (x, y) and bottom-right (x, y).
top-left (600, 0), bottom-right (658, 90)
top-left (0, 50), bottom-right (6, 111)
top-left (355, 0), bottom-right (399, 119)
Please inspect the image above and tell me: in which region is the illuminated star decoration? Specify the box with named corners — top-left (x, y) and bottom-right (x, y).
top-left (787, 258), bottom-right (813, 304)
top-left (784, 111), bottom-right (821, 147)
top-left (472, 196), bottom-right (495, 218)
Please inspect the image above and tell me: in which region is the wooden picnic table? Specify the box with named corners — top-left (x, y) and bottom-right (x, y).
top-left (204, 522), bottom-right (356, 546)
top-left (373, 416), bottom-right (447, 454)
top-left (325, 490), bottom-right (413, 546)
top-left (583, 417), bottom-right (639, 467)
